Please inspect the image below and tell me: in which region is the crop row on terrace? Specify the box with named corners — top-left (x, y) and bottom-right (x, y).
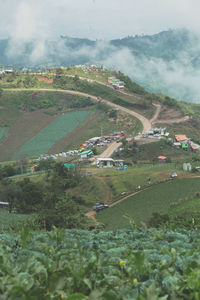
top-left (0, 111), bottom-right (57, 161)
top-left (12, 111), bottom-right (90, 160)
top-left (0, 211), bottom-right (31, 230)
top-left (1, 227), bottom-right (200, 299)
top-left (0, 127), bottom-right (9, 143)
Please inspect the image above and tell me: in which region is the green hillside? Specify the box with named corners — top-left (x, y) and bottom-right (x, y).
top-left (97, 177), bottom-right (200, 230)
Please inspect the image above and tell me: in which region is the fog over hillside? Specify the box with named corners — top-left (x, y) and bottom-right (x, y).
top-left (1, 29), bottom-right (200, 103)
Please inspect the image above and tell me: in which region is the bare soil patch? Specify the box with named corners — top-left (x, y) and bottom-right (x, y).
top-left (157, 105), bottom-right (184, 121)
top-left (37, 76), bottom-right (54, 84)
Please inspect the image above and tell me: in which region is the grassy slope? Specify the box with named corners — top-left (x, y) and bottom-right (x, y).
top-left (0, 73), bottom-right (156, 117)
top-left (97, 177), bottom-right (200, 230)
top-left (93, 164), bottom-right (186, 201)
top-left (116, 140), bottom-right (196, 164)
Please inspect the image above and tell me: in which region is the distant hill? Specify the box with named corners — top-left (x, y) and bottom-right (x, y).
top-left (1, 29), bottom-right (200, 102)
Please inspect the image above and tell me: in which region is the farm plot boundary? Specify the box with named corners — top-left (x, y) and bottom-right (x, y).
top-left (12, 111), bottom-right (91, 159)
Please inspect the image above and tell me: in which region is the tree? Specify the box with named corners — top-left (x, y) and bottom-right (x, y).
top-left (17, 154), bottom-right (28, 174)
top-left (121, 137), bottom-right (127, 147)
top-left (55, 68), bottom-right (63, 77)
top-left (17, 178), bottom-right (44, 213)
top-left (38, 194), bottom-right (87, 230)
top-left (0, 181), bottom-right (21, 213)
top-left (109, 109), bottom-right (117, 119)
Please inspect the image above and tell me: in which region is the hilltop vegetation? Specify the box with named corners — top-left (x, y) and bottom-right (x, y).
top-left (1, 28), bottom-right (200, 101)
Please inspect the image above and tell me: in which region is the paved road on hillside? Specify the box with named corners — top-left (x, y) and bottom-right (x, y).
top-left (98, 141), bottom-right (122, 158)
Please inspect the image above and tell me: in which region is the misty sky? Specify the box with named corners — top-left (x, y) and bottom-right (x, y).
top-left (1, 0), bottom-right (200, 40)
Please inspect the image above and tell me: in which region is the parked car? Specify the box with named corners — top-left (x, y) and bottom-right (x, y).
top-left (93, 203), bottom-right (109, 212)
top-left (170, 172), bottom-right (178, 179)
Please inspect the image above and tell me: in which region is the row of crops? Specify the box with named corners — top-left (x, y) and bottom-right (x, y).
top-left (1, 227), bottom-right (200, 299)
top-left (12, 111), bottom-right (90, 160)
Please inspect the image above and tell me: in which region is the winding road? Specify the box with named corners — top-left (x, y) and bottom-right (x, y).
top-left (6, 87), bottom-right (160, 159)
top-left (10, 88), bottom-right (152, 133)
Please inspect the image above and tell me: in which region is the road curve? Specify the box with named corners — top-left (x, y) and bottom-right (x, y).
top-left (7, 88), bottom-right (152, 133)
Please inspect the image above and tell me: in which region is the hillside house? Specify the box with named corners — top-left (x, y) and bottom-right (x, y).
top-left (113, 81), bottom-right (125, 90)
top-left (80, 150), bottom-right (94, 159)
top-left (96, 158), bottom-right (124, 168)
top-left (183, 163), bottom-right (192, 171)
top-left (157, 156), bottom-right (167, 162)
top-left (175, 135), bottom-right (188, 143)
top-left (108, 77), bottom-right (117, 84)
top-left (181, 143), bottom-right (189, 150)
top-left (190, 143), bottom-right (199, 152)
top-left (0, 202), bottom-right (9, 209)
top-left (173, 142), bottom-right (181, 148)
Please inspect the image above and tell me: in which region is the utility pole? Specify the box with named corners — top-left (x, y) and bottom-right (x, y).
top-left (101, 127), bottom-right (103, 136)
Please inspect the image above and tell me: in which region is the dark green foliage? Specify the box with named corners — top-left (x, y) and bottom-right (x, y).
top-left (149, 211), bottom-right (200, 231)
top-left (108, 109), bottom-right (117, 119)
top-left (1, 228), bottom-right (200, 298)
top-left (0, 163), bottom-right (20, 179)
top-left (163, 95), bottom-right (178, 107)
top-left (34, 158), bottom-right (55, 171)
top-left (148, 212), bottom-right (170, 228)
top-left (0, 162), bottom-right (89, 230)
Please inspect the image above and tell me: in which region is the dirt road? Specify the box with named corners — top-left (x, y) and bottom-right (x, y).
top-left (7, 87), bottom-right (160, 159)
top-left (155, 115), bottom-right (190, 124)
top-left (98, 141), bottom-right (122, 158)
top-left (151, 103), bottom-right (161, 123)
top-left (8, 88), bottom-right (152, 133)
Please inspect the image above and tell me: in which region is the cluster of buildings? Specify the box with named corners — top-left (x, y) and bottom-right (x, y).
top-left (108, 76), bottom-right (125, 90)
top-left (0, 69), bottom-right (14, 75)
top-left (173, 135), bottom-right (199, 152)
top-left (79, 131), bottom-right (126, 159)
top-left (143, 127), bottom-right (169, 138)
top-left (75, 65), bottom-right (107, 77)
top-left (35, 130), bottom-right (126, 165)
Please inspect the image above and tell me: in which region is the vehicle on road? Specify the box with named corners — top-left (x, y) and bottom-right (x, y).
top-left (93, 202), bottom-right (109, 212)
top-left (170, 172), bottom-right (178, 179)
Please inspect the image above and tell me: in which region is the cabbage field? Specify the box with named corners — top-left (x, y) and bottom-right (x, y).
top-left (12, 111), bottom-right (90, 159)
top-left (1, 227), bottom-right (200, 299)
top-left (0, 211), bottom-right (31, 230)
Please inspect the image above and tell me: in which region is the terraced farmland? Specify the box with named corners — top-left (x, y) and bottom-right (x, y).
top-left (12, 111), bottom-right (90, 159)
top-left (0, 211), bottom-right (31, 230)
top-left (97, 177), bottom-right (200, 230)
top-left (0, 127), bottom-right (9, 143)
top-left (0, 111), bottom-right (57, 162)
